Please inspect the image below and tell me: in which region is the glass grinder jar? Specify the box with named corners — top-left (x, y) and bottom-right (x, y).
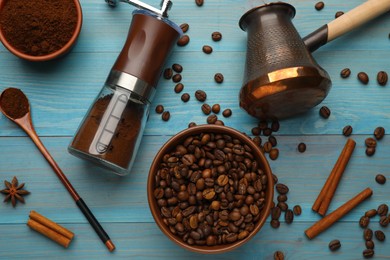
top-left (69, 0), bottom-right (182, 175)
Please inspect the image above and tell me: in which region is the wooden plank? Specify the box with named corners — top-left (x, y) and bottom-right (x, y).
top-left (0, 135), bottom-right (388, 224)
top-left (0, 222), bottom-right (388, 259)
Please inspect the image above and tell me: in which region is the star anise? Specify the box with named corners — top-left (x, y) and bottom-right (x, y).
top-left (0, 176), bottom-right (30, 207)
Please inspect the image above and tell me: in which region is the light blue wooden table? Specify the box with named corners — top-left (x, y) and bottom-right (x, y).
top-left (0, 0), bottom-right (389, 259)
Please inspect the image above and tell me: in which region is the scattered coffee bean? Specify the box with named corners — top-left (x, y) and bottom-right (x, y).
top-left (177, 35), bottom-right (190, 46)
top-left (340, 68), bottom-right (351, 78)
top-left (366, 147), bottom-right (376, 157)
top-left (181, 93), bottom-right (190, 102)
top-left (172, 63), bottom-right (183, 73)
top-left (277, 202), bottom-right (288, 211)
top-left (363, 249), bottom-right (374, 258)
top-left (252, 136), bottom-right (262, 147)
top-left (274, 250), bottom-right (284, 260)
top-left (375, 174), bottom-right (386, 184)
top-left (335, 11), bottom-right (344, 18)
top-left (263, 142), bottom-right (272, 153)
top-left (285, 209), bottom-right (294, 224)
top-left (365, 138), bottom-right (377, 148)
top-left (271, 206), bottom-right (282, 220)
top-left (342, 125), bottom-right (353, 136)
top-left (377, 204), bottom-right (388, 216)
top-left (365, 209), bottom-right (377, 218)
top-left (328, 239), bottom-right (341, 251)
top-left (214, 73), bottom-right (224, 83)
top-left (202, 45), bottom-right (213, 54)
top-left (201, 103), bottom-right (211, 115)
top-left (364, 228), bottom-right (373, 241)
top-left (163, 68), bottom-right (173, 79)
top-left (211, 31), bottom-right (222, 42)
top-left (207, 114), bottom-right (218, 124)
top-left (359, 216), bottom-right (370, 228)
top-left (212, 104), bottom-right (220, 114)
top-left (293, 205), bottom-right (302, 216)
top-left (195, 0), bottom-right (203, 6)
top-left (162, 111), bottom-right (170, 121)
top-left (377, 71), bottom-right (388, 86)
top-left (319, 106), bottom-right (331, 119)
top-left (155, 104), bottom-right (164, 114)
top-left (375, 230), bottom-right (385, 241)
top-left (188, 122), bottom-right (197, 128)
top-left (258, 121), bottom-right (268, 130)
top-left (298, 142), bottom-right (306, 153)
top-left (358, 72), bottom-right (369, 84)
top-left (263, 128), bottom-right (272, 136)
top-left (269, 148), bottom-right (279, 160)
top-left (215, 120), bottom-right (224, 126)
top-left (271, 120), bottom-right (280, 132)
top-left (366, 240), bottom-right (375, 250)
top-left (315, 1), bottom-right (324, 11)
top-left (374, 126), bottom-right (385, 140)
top-left (172, 74), bottom-right (182, 83)
top-left (268, 136), bottom-right (277, 147)
top-left (276, 183), bottom-right (289, 195)
top-left (271, 219), bottom-right (280, 228)
top-left (379, 215), bottom-right (389, 227)
top-left (195, 90), bottom-right (207, 102)
top-left (222, 108), bottom-right (232, 118)
top-left (174, 83), bottom-right (184, 93)
top-left (180, 23), bottom-right (189, 33)
top-left (251, 127), bottom-right (261, 136)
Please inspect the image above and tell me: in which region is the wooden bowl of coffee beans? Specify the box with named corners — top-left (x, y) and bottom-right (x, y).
top-left (147, 125), bottom-right (274, 253)
top-left (0, 0), bottom-right (82, 61)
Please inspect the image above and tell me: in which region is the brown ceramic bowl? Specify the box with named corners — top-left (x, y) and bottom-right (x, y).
top-left (147, 125), bottom-right (274, 254)
top-left (0, 0), bottom-right (82, 62)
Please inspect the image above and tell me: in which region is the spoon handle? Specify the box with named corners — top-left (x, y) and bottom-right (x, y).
top-left (20, 119), bottom-right (115, 252)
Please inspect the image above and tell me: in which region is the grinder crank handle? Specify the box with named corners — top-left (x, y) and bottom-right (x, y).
top-left (304, 0), bottom-right (390, 52)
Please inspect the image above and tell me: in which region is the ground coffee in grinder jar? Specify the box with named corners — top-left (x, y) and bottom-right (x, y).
top-left (69, 8), bottom-right (182, 175)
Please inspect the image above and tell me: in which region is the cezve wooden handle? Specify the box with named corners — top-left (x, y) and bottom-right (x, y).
top-left (304, 0), bottom-right (390, 52)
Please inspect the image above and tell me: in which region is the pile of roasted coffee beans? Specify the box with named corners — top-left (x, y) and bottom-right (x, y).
top-left (153, 131), bottom-right (269, 246)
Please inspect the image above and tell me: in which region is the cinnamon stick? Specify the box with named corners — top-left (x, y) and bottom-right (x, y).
top-left (29, 210), bottom-right (74, 240)
top-left (305, 187), bottom-right (373, 239)
top-left (318, 138), bottom-right (356, 216)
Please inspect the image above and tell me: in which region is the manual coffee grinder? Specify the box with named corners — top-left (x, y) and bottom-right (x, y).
top-left (69, 0), bottom-right (182, 175)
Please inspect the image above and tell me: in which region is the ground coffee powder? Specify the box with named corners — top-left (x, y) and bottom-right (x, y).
top-left (0, 88), bottom-right (29, 119)
top-left (0, 0), bottom-right (77, 56)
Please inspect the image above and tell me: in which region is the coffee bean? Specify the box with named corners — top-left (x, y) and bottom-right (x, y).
top-left (201, 103), bottom-right (211, 115)
top-left (263, 142), bottom-right (272, 153)
top-left (298, 142), bottom-right (306, 153)
top-left (269, 148), bottom-right (279, 160)
top-left (379, 216), bottom-right (389, 227)
top-left (358, 72), bottom-right (369, 84)
top-left (366, 240), bottom-right (375, 250)
top-left (258, 120), bottom-right (268, 130)
top-left (207, 114), bottom-right (218, 124)
top-left (214, 73), bottom-right (224, 83)
top-left (366, 147), bottom-right (376, 157)
top-left (174, 83), bottom-right (184, 93)
top-left (365, 209), bottom-right (377, 218)
top-left (364, 228), bottom-right (373, 241)
top-left (335, 11), bottom-right (344, 18)
top-left (195, 90), bottom-right (207, 102)
top-left (328, 239), bottom-right (341, 251)
top-left (377, 204), bottom-right (388, 216)
top-left (263, 128), bottom-right (272, 136)
top-left (274, 251), bottom-right (284, 260)
top-left (215, 120), bottom-right (224, 126)
top-left (271, 206), bottom-right (282, 220)
top-left (181, 93), bottom-right (190, 102)
top-left (268, 136), bottom-right (277, 147)
top-left (177, 35), bottom-right (190, 46)
top-left (277, 202), bottom-right (288, 211)
top-left (375, 230), bottom-right (385, 241)
top-left (375, 174), bottom-right (386, 184)
top-left (212, 31), bottom-right (222, 41)
top-left (212, 104), bottom-right (220, 114)
top-left (363, 249), bottom-right (374, 258)
top-left (276, 183), bottom-right (289, 194)
top-left (195, 0), bottom-right (203, 6)
top-left (377, 71), bottom-right (388, 86)
top-left (277, 195), bottom-right (287, 202)
top-left (202, 45), bottom-right (213, 54)
top-left (163, 68), bottom-right (173, 79)
top-left (271, 120), bottom-right (280, 132)
top-left (342, 125), bottom-right (353, 136)
top-left (251, 127), bottom-right (261, 136)
top-left (188, 122), bottom-right (196, 128)
top-left (319, 106), bottom-right (331, 119)
top-left (340, 68), bottom-right (351, 78)
top-left (374, 126), bottom-right (385, 140)
top-left (360, 216), bottom-right (370, 228)
top-left (293, 205), bottom-right (302, 216)
top-left (285, 209), bottom-right (294, 224)
top-left (270, 219), bottom-right (280, 228)
top-left (172, 63), bottom-right (183, 73)
top-left (155, 104), bottom-right (164, 114)
top-left (172, 74), bottom-right (182, 83)
top-left (315, 1), bottom-right (324, 11)
top-left (252, 136), bottom-right (262, 147)
top-left (162, 111), bottom-right (170, 121)
top-left (180, 23), bottom-right (189, 33)
top-left (222, 109), bottom-right (232, 117)
top-left (365, 137), bottom-right (377, 148)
